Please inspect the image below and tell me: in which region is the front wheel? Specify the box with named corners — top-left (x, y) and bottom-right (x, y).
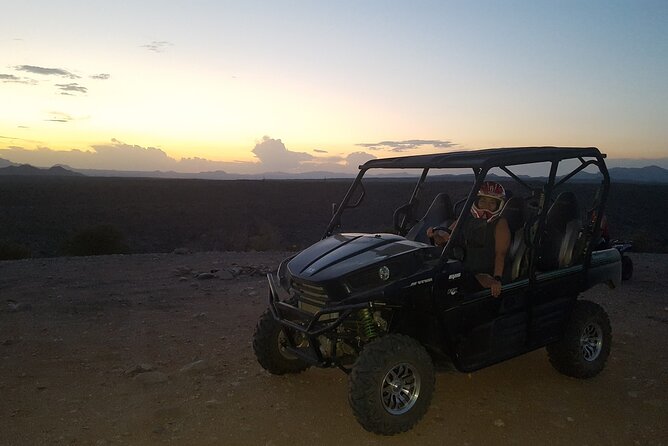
top-left (252, 308), bottom-right (310, 375)
top-left (348, 334), bottom-right (435, 435)
top-left (546, 300), bottom-right (611, 378)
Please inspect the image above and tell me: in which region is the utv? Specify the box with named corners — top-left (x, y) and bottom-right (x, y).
top-left (253, 147), bottom-right (621, 435)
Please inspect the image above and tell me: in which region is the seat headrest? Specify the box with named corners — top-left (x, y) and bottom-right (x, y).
top-left (547, 192), bottom-right (579, 228)
top-left (500, 196), bottom-right (524, 233)
top-left (405, 192), bottom-right (454, 242)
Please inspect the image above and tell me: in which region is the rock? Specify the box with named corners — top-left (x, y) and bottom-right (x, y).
top-left (196, 272), bottom-right (216, 280)
top-left (219, 270), bottom-right (234, 280)
top-left (125, 363), bottom-right (156, 376)
top-left (7, 302), bottom-right (32, 313)
top-left (179, 359), bottom-right (208, 375)
top-left (205, 399), bottom-right (222, 407)
top-left (178, 276), bottom-right (188, 282)
top-left (493, 419), bottom-right (505, 427)
top-left (134, 371), bottom-right (168, 384)
top-left (628, 391), bottom-right (639, 398)
top-left (193, 312), bottom-right (207, 320)
top-left (173, 248), bottom-right (191, 255)
top-left (173, 266), bottom-right (193, 276)
top-left (229, 267), bottom-right (243, 276)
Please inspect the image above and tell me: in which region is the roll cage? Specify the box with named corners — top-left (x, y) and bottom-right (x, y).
top-left (324, 146), bottom-right (611, 274)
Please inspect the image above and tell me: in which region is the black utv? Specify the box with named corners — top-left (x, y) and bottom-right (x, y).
top-left (253, 147), bottom-right (621, 435)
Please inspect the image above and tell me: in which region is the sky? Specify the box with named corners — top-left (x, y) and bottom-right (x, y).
top-left (2, 0), bottom-right (668, 174)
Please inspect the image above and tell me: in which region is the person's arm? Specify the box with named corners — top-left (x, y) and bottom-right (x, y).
top-left (493, 217), bottom-right (511, 281)
top-left (427, 220), bottom-right (457, 246)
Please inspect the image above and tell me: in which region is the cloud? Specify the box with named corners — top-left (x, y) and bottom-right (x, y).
top-left (0, 73), bottom-right (37, 85)
top-left (313, 148), bottom-right (328, 153)
top-left (88, 139), bottom-right (178, 170)
top-left (0, 137), bottom-right (374, 174)
top-left (345, 151), bottom-right (377, 168)
top-left (14, 65), bottom-right (79, 79)
top-left (251, 136), bottom-right (313, 172)
top-left (357, 139), bottom-right (456, 152)
top-left (45, 111), bottom-right (74, 122)
top-left (90, 73), bottom-right (110, 80)
top-left (55, 83), bottom-right (87, 94)
top-left (300, 151), bottom-right (377, 173)
top-left (141, 41), bottom-right (173, 53)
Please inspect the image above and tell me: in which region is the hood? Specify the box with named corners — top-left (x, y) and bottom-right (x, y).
top-left (287, 233), bottom-right (426, 282)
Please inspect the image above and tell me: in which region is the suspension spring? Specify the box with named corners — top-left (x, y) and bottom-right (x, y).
top-left (358, 308), bottom-right (378, 339)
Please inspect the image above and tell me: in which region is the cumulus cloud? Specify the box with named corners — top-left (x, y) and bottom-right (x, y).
top-left (141, 41), bottom-right (173, 53)
top-left (251, 136), bottom-right (313, 172)
top-left (90, 73), bottom-right (110, 80)
top-left (300, 151), bottom-right (376, 173)
top-left (85, 139), bottom-right (178, 170)
top-left (345, 151), bottom-right (377, 168)
top-left (0, 140), bottom-right (178, 171)
top-left (0, 137), bottom-right (375, 174)
top-left (357, 139), bottom-right (456, 152)
top-left (14, 65), bottom-right (79, 79)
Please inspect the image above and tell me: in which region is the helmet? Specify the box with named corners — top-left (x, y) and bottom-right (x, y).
top-left (471, 181), bottom-right (506, 221)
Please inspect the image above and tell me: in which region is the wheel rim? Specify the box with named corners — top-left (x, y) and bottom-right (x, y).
top-left (381, 362), bottom-right (421, 415)
top-left (580, 322), bottom-right (603, 361)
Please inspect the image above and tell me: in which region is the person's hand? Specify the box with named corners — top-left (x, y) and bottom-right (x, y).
top-left (490, 277), bottom-right (502, 298)
top-left (476, 273), bottom-right (502, 298)
top-left (427, 226), bottom-right (451, 246)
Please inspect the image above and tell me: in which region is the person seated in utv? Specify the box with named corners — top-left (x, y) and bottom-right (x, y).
top-left (426, 181), bottom-right (511, 298)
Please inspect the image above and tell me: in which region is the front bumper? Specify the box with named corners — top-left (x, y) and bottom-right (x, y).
top-left (267, 273), bottom-right (369, 366)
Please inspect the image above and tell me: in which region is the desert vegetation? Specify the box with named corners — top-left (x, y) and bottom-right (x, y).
top-left (0, 176), bottom-right (665, 260)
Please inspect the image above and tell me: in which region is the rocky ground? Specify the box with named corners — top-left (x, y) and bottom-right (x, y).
top-left (1, 252), bottom-right (666, 446)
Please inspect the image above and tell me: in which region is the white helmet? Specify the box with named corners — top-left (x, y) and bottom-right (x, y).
top-left (471, 181), bottom-right (506, 222)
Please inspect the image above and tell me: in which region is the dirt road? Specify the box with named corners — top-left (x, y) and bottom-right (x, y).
top-left (1, 252), bottom-right (666, 445)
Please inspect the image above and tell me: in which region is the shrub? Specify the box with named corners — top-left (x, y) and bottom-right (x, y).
top-left (0, 240), bottom-right (31, 260)
top-left (64, 224), bottom-right (129, 256)
top-left (246, 221), bottom-right (283, 251)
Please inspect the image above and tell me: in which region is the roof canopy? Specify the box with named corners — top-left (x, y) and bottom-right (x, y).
top-left (361, 147), bottom-right (604, 170)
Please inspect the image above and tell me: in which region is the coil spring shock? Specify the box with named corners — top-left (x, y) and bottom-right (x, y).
top-left (358, 308), bottom-right (378, 339)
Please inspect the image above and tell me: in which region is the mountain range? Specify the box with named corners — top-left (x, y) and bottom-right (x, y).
top-left (1, 158), bottom-right (668, 183)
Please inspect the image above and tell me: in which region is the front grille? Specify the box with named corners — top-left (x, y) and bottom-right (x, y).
top-left (292, 280), bottom-right (338, 321)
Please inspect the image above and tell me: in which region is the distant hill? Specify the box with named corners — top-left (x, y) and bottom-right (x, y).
top-left (1, 161), bottom-right (667, 183)
top-left (608, 165), bottom-right (668, 183)
top-left (0, 164), bottom-right (84, 176)
top-left (0, 157), bottom-right (17, 168)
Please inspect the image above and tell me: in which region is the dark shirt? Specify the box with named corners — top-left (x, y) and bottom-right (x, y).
top-left (456, 218), bottom-right (499, 275)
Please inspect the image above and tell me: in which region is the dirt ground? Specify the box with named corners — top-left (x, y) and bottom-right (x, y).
top-left (1, 252), bottom-right (666, 446)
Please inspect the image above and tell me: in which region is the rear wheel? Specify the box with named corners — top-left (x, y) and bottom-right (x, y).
top-left (348, 334), bottom-right (435, 435)
top-left (253, 308), bottom-right (310, 375)
top-left (546, 300), bottom-right (611, 378)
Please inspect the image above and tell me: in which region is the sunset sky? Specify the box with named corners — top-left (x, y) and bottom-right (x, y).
top-left (2, 1), bottom-right (667, 173)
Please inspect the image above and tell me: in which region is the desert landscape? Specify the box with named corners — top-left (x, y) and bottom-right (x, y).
top-left (1, 176), bottom-right (666, 260)
top-left (1, 250), bottom-right (666, 445)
